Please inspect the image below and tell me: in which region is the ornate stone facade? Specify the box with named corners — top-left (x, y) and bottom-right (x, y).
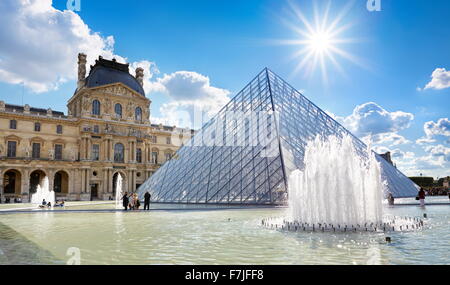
top-left (0, 54), bottom-right (194, 202)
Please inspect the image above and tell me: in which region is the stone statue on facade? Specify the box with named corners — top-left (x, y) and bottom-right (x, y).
top-left (105, 98), bottom-right (112, 113)
top-left (49, 149), bottom-right (54, 160)
top-left (126, 101), bottom-right (133, 117)
top-left (78, 53), bottom-right (87, 89)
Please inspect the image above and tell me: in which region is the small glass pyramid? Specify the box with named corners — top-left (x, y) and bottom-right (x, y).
top-left (138, 69), bottom-right (418, 204)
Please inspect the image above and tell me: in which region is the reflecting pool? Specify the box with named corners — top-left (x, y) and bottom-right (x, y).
top-left (0, 197), bottom-right (449, 265)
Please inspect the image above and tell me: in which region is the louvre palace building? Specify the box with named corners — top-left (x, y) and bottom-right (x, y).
top-left (0, 54), bottom-right (194, 202)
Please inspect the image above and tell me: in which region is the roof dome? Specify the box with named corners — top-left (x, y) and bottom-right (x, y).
top-left (84, 57), bottom-right (145, 96)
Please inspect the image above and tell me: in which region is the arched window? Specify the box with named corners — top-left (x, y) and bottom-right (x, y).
top-left (135, 107), bottom-right (142, 121)
top-left (115, 103), bottom-right (122, 119)
top-left (114, 143), bottom-right (124, 163)
top-left (92, 100), bottom-right (101, 115)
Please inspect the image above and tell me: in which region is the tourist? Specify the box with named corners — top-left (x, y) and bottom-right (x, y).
top-left (47, 201), bottom-right (52, 208)
top-left (129, 193), bottom-right (135, 210)
top-left (418, 188), bottom-right (426, 207)
top-left (135, 194), bottom-right (140, 210)
top-left (42, 199), bottom-right (47, 206)
top-left (387, 193), bottom-right (395, 205)
top-left (144, 192), bottom-right (151, 210)
top-left (122, 192), bottom-right (129, 211)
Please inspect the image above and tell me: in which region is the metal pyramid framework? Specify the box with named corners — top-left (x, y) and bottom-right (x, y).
top-left (138, 69), bottom-right (418, 204)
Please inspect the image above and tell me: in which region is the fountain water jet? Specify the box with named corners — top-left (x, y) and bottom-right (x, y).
top-left (262, 134), bottom-right (423, 233)
top-left (288, 134), bottom-right (383, 226)
top-left (115, 173), bottom-right (124, 209)
top-left (31, 176), bottom-right (55, 205)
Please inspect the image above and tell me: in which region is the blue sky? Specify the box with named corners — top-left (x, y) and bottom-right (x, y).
top-left (0, 0), bottom-right (449, 178)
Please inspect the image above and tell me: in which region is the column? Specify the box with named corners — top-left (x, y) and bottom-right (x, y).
top-left (68, 169), bottom-right (74, 195)
top-left (22, 169), bottom-right (30, 200)
top-left (87, 139), bottom-right (92, 161)
top-left (109, 139), bottom-right (113, 161)
top-left (47, 171), bottom-right (54, 194)
top-left (85, 169), bottom-right (89, 193)
top-left (102, 169), bottom-right (108, 194)
top-left (0, 169), bottom-right (3, 198)
top-left (80, 168), bottom-right (85, 193)
top-left (108, 169), bottom-right (113, 194)
top-left (128, 141), bottom-right (134, 163)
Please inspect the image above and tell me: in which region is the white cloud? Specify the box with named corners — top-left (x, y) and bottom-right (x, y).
top-left (0, 0), bottom-right (131, 92)
top-left (424, 144), bottom-right (450, 161)
top-left (424, 68), bottom-right (450, 90)
top-left (129, 60), bottom-right (160, 94)
top-left (390, 148), bottom-right (415, 160)
top-left (416, 137), bottom-right (436, 145)
top-left (339, 102), bottom-right (414, 137)
top-left (424, 118), bottom-right (450, 138)
top-left (364, 132), bottom-right (410, 147)
top-left (150, 71), bottom-right (230, 128)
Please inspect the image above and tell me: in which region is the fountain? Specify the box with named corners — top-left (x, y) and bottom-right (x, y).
top-left (289, 134), bottom-right (383, 226)
top-left (262, 134), bottom-right (422, 233)
top-left (115, 173), bottom-right (123, 209)
top-left (31, 176), bottom-right (55, 206)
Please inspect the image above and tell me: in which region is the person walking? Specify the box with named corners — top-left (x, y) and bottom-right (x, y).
top-left (122, 192), bottom-right (129, 211)
top-left (418, 188), bottom-right (426, 207)
top-left (144, 192), bottom-right (151, 210)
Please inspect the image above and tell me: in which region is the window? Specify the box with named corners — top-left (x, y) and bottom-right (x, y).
top-left (114, 143), bottom-right (124, 163)
top-left (92, 100), bottom-right (101, 116)
top-left (32, 143), bottom-right (41, 159)
top-left (166, 137), bottom-right (171, 145)
top-left (150, 135), bottom-right (157, 143)
top-left (34, 122), bottom-right (41, 132)
top-left (151, 152), bottom-right (158, 164)
top-left (92, 144), bottom-right (100, 161)
top-left (9, 120), bottom-right (17, 129)
top-left (56, 125), bottom-right (63, 134)
top-left (136, 148), bottom-right (142, 163)
top-left (165, 153), bottom-right (172, 162)
top-left (115, 104), bottom-right (122, 119)
top-left (93, 125), bottom-right (100, 134)
top-left (135, 107), bottom-right (142, 121)
top-left (7, 141), bottom-right (17, 158)
top-left (54, 144), bottom-right (63, 160)
top-left (54, 172), bottom-right (62, 193)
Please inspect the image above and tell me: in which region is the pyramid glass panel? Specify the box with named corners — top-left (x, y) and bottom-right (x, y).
top-left (138, 69), bottom-right (418, 204)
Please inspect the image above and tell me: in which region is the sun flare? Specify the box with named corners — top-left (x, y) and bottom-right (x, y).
top-left (275, 1), bottom-right (363, 83)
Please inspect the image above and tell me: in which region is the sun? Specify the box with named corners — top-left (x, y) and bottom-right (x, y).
top-left (308, 31), bottom-right (332, 53)
top-left (274, 1), bottom-right (363, 83)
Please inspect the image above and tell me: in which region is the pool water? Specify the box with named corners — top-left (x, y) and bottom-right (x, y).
top-left (0, 197), bottom-right (449, 265)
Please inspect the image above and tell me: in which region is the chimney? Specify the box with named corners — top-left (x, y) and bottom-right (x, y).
top-left (135, 67), bottom-right (144, 87)
top-left (77, 53), bottom-right (87, 89)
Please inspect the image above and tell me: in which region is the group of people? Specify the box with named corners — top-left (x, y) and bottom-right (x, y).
top-left (0, 195), bottom-right (22, 204)
top-left (387, 188), bottom-right (441, 207)
top-left (121, 191), bottom-right (151, 211)
top-left (38, 199), bottom-right (65, 209)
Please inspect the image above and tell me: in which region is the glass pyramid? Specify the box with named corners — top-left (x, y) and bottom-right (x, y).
top-left (138, 69), bottom-right (418, 204)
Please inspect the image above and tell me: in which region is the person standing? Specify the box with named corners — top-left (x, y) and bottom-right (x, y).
top-left (122, 192), bottom-right (129, 211)
top-left (144, 192), bottom-right (151, 210)
top-left (418, 188), bottom-right (426, 207)
top-left (387, 193), bottom-right (395, 205)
